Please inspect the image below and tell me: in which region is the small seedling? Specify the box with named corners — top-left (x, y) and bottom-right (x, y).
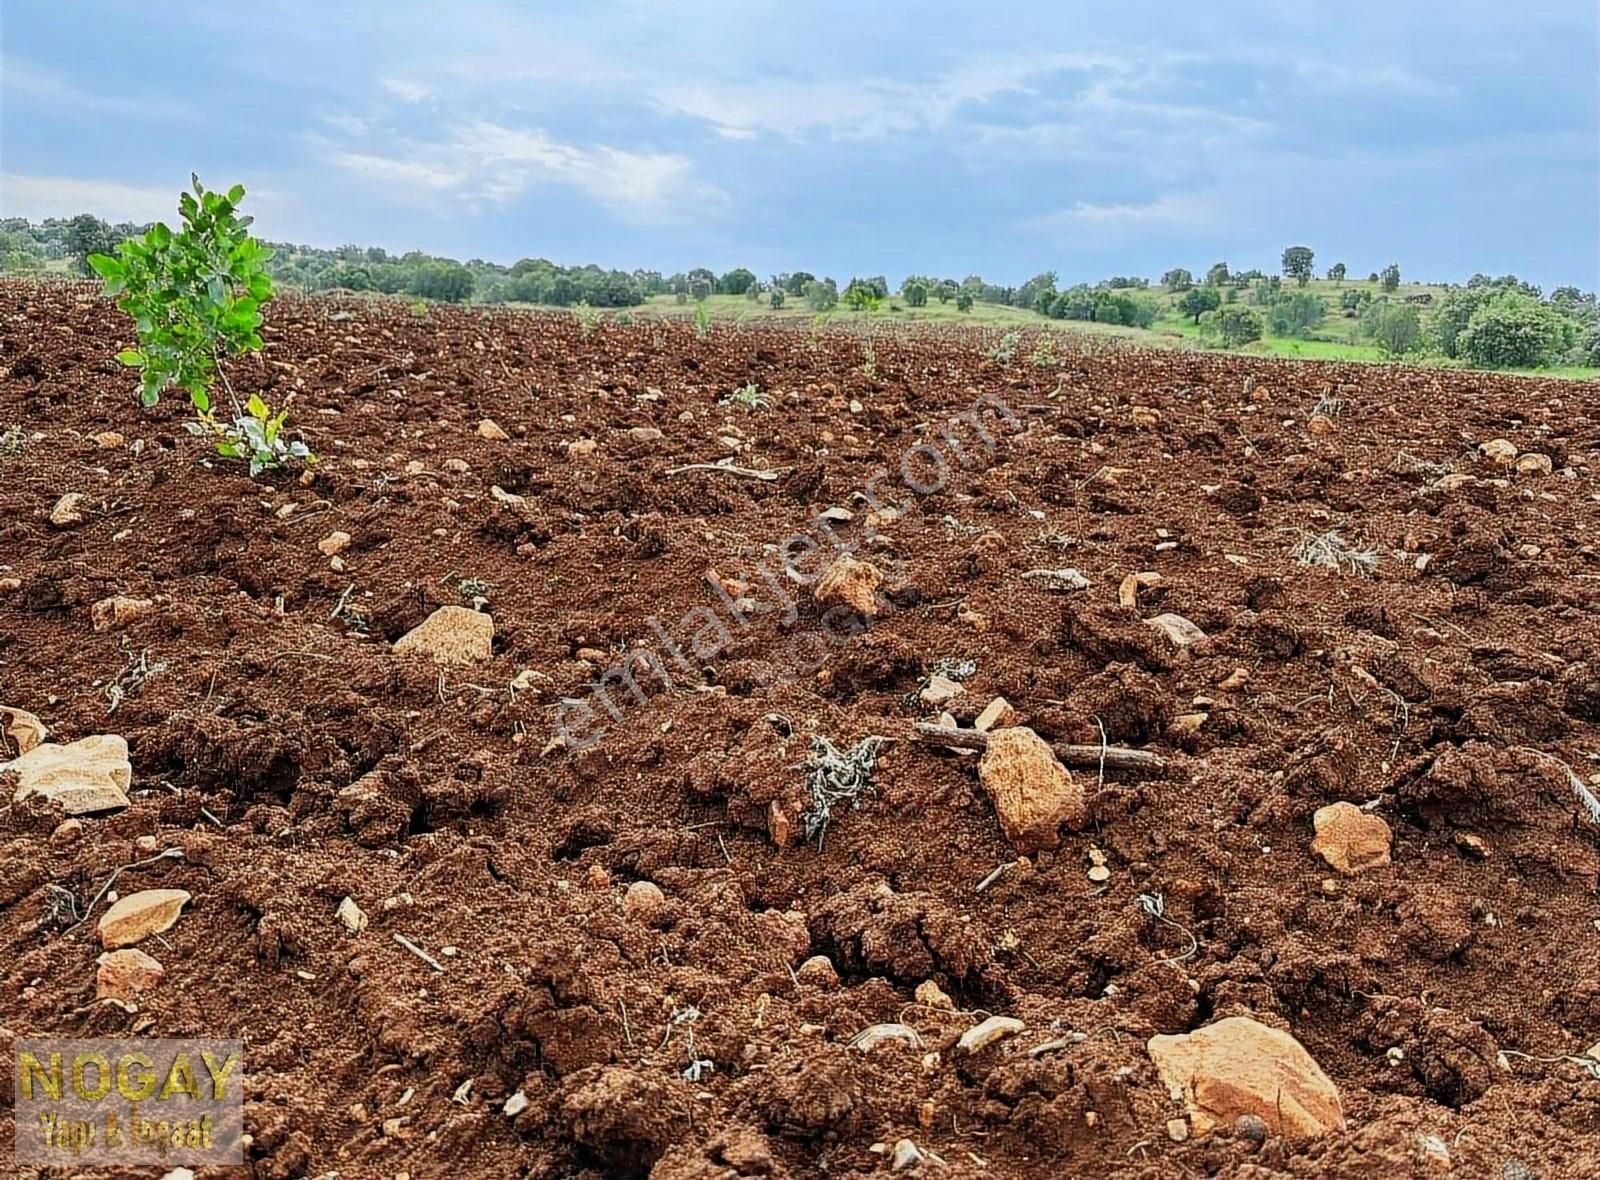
top-left (0, 425), bottom-right (25, 458)
top-left (694, 300), bottom-right (712, 340)
top-left (574, 300), bottom-right (597, 337)
top-left (1286, 528), bottom-right (1379, 576)
top-left (859, 332), bottom-right (878, 377)
top-left (88, 176), bottom-right (312, 478)
top-left (987, 331), bottom-right (1021, 365)
top-left (1030, 336), bottom-right (1059, 368)
top-left (458, 577), bottom-right (493, 603)
top-left (801, 734), bottom-right (887, 848)
top-left (728, 382), bottom-right (770, 410)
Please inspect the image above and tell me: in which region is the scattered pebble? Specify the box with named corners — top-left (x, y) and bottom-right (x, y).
top-left (97, 889), bottom-right (191, 950)
top-left (1310, 802), bottom-right (1393, 875)
top-left (958, 1015), bottom-right (1026, 1053)
top-left (49, 492), bottom-right (88, 528)
top-left (393, 606), bottom-right (493, 665)
top-left (318, 531), bottom-right (352, 556)
top-left (477, 418), bottom-right (509, 441)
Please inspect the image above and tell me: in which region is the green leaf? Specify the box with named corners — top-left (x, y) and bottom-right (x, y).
top-left (139, 387), bottom-right (160, 408)
top-left (87, 253), bottom-right (123, 279)
top-left (227, 184), bottom-right (245, 205)
top-left (191, 388), bottom-right (211, 413)
top-left (116, 349), bottom-right (145, 366)
top-left (246, 393), bottom-right (270, 420)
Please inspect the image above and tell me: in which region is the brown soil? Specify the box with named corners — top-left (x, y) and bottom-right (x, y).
top-left (3, 280), bottom-right (1600, 1179)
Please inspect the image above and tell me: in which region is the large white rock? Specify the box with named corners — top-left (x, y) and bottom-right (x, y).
top-left (8, 734), bottom-right (131, 814)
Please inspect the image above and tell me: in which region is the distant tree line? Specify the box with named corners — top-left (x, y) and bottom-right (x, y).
top-left (3, 216), bottom-right (1593, 369)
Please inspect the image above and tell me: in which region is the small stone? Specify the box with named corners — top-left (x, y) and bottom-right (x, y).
top-left (9, 734), bottom-right (132, 814)
top-left (767, 800), bottom-right (794, 847)
top-left (97, 889), bottom-right (191, 949)
top-left (393, 606), bottom-right (493, 665)
top-left (1235, 1113), bottom-right (1268, 1145)
top-left (490, 485), bottom-right (525, 506)
top-left (958, 1015), bottom-right (1026, 1053)
top-left (90, 595), bottom-right (155, 632)
top-left (566, 438), bottom-right (599, 458)
top-left (94, 431), bottom-right (125, 449)
top-left (1118, 571), bottom-right (1162, 608)
top-left (852, 1023), bottom-right (923, 1052)
top-left (813, 554), bottom-right (884, 617)
top-left (919, 674), bottom-right (965, 708)
top-left (0, 577), bottom-right (19, 592)
top-left (502, 1090), bottom-right (529, 1116)
top-left (1514, 452), bottom-right (1552, 477)
top-left (1166, 1117), bottom-right (1189, 1142)
top-left (96, 948), bottom-right (165, 1001)
top-left (318, 531), bottom-right (352, 556)
top-left (914, 980), bottom-right (955, 1010)
top-left (974, 697), bottom-right (1016, 732)
top-left (1021, 567), bottom-right (1091, 592)
top-left (891, 1139), bottom-right (924, 1171)
top-left (1147, 1016), bottom-right (1344, 1140)
top-left (1146, 613), bottom-right (1207, 647)
top-left (1307, 413), bottom-right (1336, 436)
top-left (1, 704), bottom-right (48, 754)
top-left (477, 418), bottom-right (509, 440)
top-left (1131, 406), bottom-right (1160, 427)
top-left (623, 880), bottom-right (666, 924)
top-left (977, 727), bottom-right (1087, 852)
top-left (1169, 712), bottom-right (1208, 737)
top-left (1454, 832), bottom-right (1489, 859)
top-left (444, 458), bottom-right (471, 474)
top-left (1478, 438), bottom-right (1518, 466)
top-left (50, 818), bottom-right (84, 844)
top-left (1311, 802), bottom-right (1393, 875)
top-left (795, 955), bottom-right (839, 988)
top-left (336, 896), bottom-right (368, 934)
top-left (49, 492), bottom-right (89, 528)
top-left (1218, 668), bottom-right (1250, 691)
top-left (1087, 864), bottom-right (1111, 884)
top-left (627, 426), bottom-right (664, 443)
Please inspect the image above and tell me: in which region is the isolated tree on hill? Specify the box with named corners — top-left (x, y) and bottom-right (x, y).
top-left (802, 279), bottom-right (837, 311)
top-left (1161, 267), bottom-right (1193, 291)
top-left (1204, 305), bottom-right (1263, 347)
top-left (65, 214), bottom-right (120, 275)
top-left (1281, 245), bottom-right (1315, 286)
top-left (784, 271), bottom-right (814, 296)
top-left (1456, 294), bottom-right (1563, 368)
top-left (955, 289), bottom-right (974, 312)
top-left (769, 287), bottom-right (785, 309)
top-left (1205, 262), bottom-right (1230, 286)
top-left (904, 281), bottom-right (928, 307)
top-left (1362, 301), bottom-right (1421, 356)
top-left (1328, 262), bottom-right (1346, 283)
top-left (1380, 263), bottom-right (1401, 293)
top-left (936, 280), bottom-right (957, 304)
top-left (1181, 286), bottom-right (1221, 323)
top-left (717, 268), bottom-right (756, 296)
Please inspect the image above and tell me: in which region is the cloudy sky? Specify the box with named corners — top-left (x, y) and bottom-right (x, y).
top-left (2, 1), bottom-right (1595, 287)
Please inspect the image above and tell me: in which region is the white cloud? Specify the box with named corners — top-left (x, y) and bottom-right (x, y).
top-left (380, 77), bottom-right (433, 104)
top-left (0, 174), bottom-right (184, 223)
top-left (323, 120), bottom-right (726, 224)
top-left (1025, 190), bottom-right (1219, 238)
top-left (652, 51), bottom-right (1131, 141)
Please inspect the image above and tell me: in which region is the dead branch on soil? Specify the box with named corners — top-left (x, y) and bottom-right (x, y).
top-left (665, 460), bottom-right (786, 481)
top-left (911, 722), bottom-right (1167, 774)
top-left (63, 847), bottom-right (186, 936)
top-left (801, 735), bottom-right (887, 847)
top-left (392, 932), bottom-right (446, 972)
top-left (1284, 528), bottom-right (1379, 577)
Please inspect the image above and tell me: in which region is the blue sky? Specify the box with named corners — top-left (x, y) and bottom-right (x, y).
top-left (2, 1), bottom-right (1596, 288)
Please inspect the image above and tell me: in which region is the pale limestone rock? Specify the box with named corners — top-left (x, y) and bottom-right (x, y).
top-left (977, 727), bottom-right (1086, 851)
top-left (1147, 1016), bottom-right (1345, 1140)
top-left (393, 606), bottom-right (493, 665)
top-left (98, 889), bottom-right (191, 949)
top-left (9, 734), bottom-right (131, 814)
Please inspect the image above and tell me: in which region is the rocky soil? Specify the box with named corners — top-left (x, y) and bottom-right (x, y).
top-left (3, 281), bottom-right (1600, 1178)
